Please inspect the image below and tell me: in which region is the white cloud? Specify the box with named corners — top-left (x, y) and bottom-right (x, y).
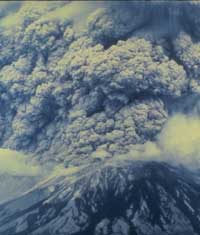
top-left (158, 114), bottom-right (200, 166)
top-left (116, 114), bottom-right (200, 168)
top-left (0, 148), bottom-right (41, 176)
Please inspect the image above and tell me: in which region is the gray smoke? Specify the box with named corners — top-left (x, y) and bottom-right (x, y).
top-left (0, 1), bottom-right (200, 171)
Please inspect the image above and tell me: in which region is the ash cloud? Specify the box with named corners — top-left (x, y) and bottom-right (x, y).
top-left (0, 1), bottom-right (200, 169)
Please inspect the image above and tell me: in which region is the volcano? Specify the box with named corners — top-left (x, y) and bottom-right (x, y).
top-left (0, 161), bottom-right (199, 235)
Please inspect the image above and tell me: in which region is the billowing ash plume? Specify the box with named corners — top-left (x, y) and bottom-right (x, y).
top-left (0, 1), bottom-right (200, 169)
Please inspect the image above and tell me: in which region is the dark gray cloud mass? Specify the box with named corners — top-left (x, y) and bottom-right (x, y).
top-left (0, 1), bottom-right (200, 167)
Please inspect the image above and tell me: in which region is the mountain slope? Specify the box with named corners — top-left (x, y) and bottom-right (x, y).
top-left (0, 161), bottom-right (199, 235)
